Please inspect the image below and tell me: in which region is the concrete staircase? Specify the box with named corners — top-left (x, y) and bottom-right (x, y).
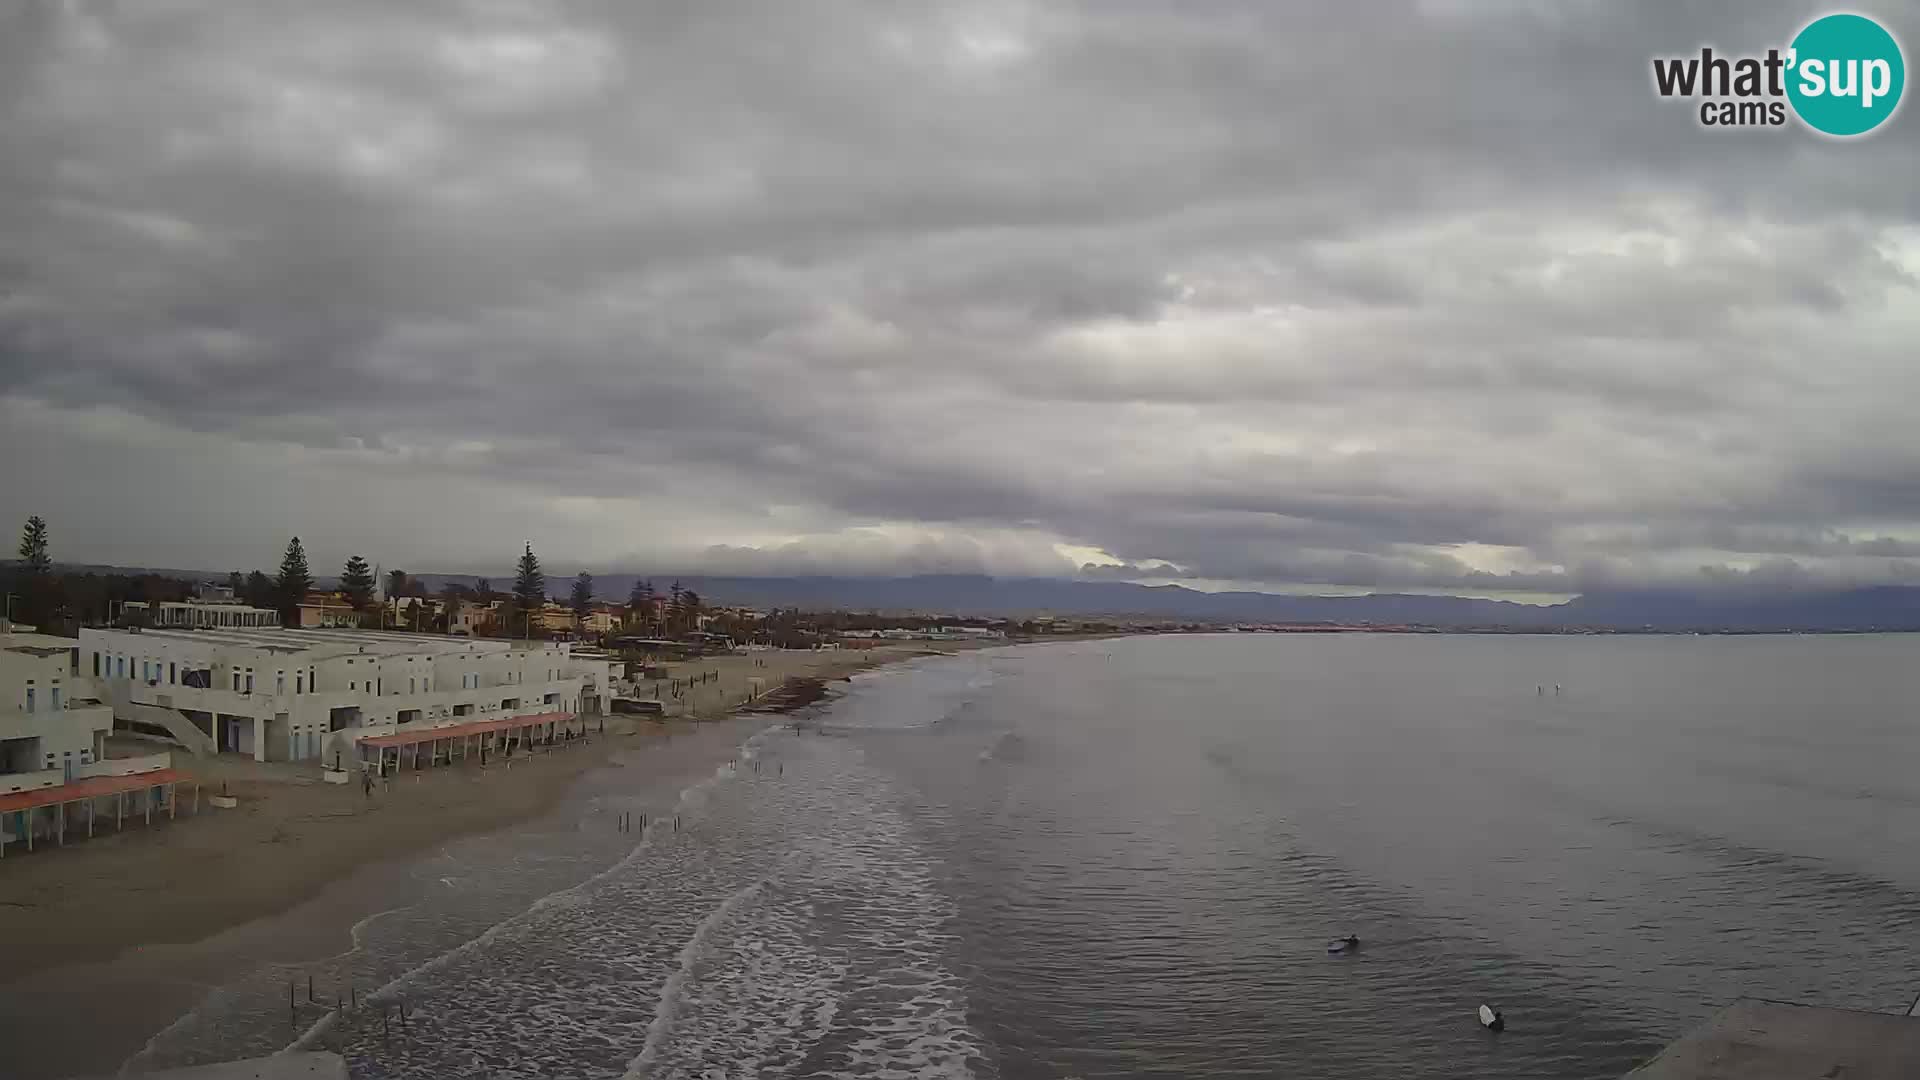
top-left (107, 687), bottom-right (217, 757)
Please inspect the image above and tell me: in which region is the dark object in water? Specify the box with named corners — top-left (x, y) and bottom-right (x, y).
top-left (1327, 934), bottom-right (1360, 954)
top-left (1479, 1004), bottom-right (1505, 1031)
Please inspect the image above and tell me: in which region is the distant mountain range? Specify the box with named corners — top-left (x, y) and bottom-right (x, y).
top-left (12, 561), bottom-right (1920, 631)
top-left (409, 571), bottom-right (1920, 632)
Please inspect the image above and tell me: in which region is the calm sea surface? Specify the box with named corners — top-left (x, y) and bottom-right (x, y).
top-left (129, 634), bottom-right (1920, 1078)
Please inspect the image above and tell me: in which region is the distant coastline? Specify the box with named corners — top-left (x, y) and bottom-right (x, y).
top-left (10, 560), bottom-right (1920, 634)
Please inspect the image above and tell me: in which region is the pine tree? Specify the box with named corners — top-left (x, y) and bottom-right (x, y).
top-left (243, 570), bottom-right (274, 609)
top-left (341, 555), bottom-right (375, 610)
top-left (15, 515), bottom-right (53, 626)
top-left (442, 583), bottom-right (463, 633)
top-left (226, 570), bottom-right (243, 594)
top-left (386, 569), bottom-right (408, 599)
top-left (627, 578), bottom-right (654, 632)
top-left (570, 571), bottom-right (594, 625)
top-left (17, 515), bottom-right (50, 574)
top-left (666, 582), bottom-right (686, 636)
top-left (275, 537), bottom-right (313, 624)
top-left (513, 543), bottom-right (545, 620)
top-left (682, 588), bottom-right (703, 631)
top-left (476, 577), bottom-right (494, 602)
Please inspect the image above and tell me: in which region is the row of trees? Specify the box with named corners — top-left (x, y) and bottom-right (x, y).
top-left (8, 516), bottom-right (211, 631)
top-left (10, 516), bottom-right (708, 642)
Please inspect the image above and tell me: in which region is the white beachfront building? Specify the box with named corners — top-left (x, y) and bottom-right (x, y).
top-left (2, 627), bottom-right (189, 854)
top-left (2, 629), bottom-right (115, 786)
top-left (80, 625), bottom-right (623, 769)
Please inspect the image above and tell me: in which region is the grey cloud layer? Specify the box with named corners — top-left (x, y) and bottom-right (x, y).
top-left (3, 0), bottom-right (1919, 592)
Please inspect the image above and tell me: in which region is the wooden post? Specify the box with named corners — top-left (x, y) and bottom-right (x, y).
top-left (88, 798), bottom-right (95, 838)
top-left (195, 784), bottom-right (201, 814)
top-left (25, 807), bottom-right (32, 852)
top-left (308, 974), bottom-right (315, 1003)
top-left (57, 801), bottom-right (65, 846)
top-left (169, 783), bottom-right (177, 820)
top-left (117, 792), bottom-right (124, 830)
top-left (145, 787), bottom-right (152, 826)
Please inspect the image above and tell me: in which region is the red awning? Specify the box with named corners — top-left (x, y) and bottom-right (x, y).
top-left (0, 769), bottom-right (187, 815)
top-left (358, 711), bottom-right (575, 750)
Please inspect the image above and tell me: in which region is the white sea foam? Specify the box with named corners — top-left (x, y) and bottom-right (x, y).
top-left (624, 878), bottom-right (770, 1078)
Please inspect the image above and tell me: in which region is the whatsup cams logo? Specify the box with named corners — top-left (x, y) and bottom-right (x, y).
top-left (1651, 12), bottom-right (1906, 136)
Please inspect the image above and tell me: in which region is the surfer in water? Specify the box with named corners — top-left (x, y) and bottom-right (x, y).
top-left (1328, 934), bottom-right (1360, 953)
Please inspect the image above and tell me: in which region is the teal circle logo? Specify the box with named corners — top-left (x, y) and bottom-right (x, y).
top-left (1787, 13), bottom-right (1906, 136)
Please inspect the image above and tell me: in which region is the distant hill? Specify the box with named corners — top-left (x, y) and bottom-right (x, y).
top-left (415, 572), bottom-right (1920, 631)
top-left (14, 560), bottom-right (1918, 631)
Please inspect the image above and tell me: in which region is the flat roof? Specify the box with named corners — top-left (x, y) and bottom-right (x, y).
top-left (84, 627), bottom-right (570, 660)
top-left (1, 631), bottom-right (80, 652)
top-left (1624, 999), bottom-right (1920, 1079)
top-left (0, 768), bottom-right (188, 814)
top-left (357, 711), bottom-right (575, 749)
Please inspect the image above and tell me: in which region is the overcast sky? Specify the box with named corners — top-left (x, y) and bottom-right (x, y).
top-left (4, 1), bottom-right (1919, 598)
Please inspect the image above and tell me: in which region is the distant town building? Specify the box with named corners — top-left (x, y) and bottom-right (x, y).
top-left (297, 592), bottom-right (361, 629)
top-left (123, 599), bottom-right (280, 630)
top-left (449, 600), bottom-right (503, 637)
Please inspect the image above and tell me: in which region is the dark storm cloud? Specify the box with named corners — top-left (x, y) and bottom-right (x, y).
top-left (3, 0), bottom-right (1920, 592)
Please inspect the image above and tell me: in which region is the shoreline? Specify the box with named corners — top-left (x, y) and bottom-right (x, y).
top-left (0, 642), bottom-right (997, 1080)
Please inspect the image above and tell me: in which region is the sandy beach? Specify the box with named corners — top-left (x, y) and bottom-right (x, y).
top-left (0, 642), bottom-right (980, 1080)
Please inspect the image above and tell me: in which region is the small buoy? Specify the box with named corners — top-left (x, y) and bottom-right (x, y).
top-left (1478, 1004), bottom-right (1505, 1031)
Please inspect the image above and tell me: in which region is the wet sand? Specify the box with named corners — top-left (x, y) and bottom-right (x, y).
top-left (0, 643), bottom-right (977, 1080)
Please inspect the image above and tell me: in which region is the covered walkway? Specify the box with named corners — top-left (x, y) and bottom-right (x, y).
top-left (356, 711), bottom-right (580, 777)
top-left (0, 769), bottom-right (198, 857)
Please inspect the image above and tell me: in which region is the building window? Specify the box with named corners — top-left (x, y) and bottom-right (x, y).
top-left (245, 673), bottom-right (254, 693)
top-left (169, 661), bottom-right (177, 684)
top-left (277, 672), bottom-right (286, 695)
top-left (52, 688), bottom-right (62, 710)
top-left (409, 677), bottom-right (416, 694)
top-left (25, 687), bottom-right (35, 712)
top-left (233, 672), bottom-right (241, 692)
top-left (296, 673), bottom-right (303, 694)
top-left (92, 652), bottom-right (100, 677)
